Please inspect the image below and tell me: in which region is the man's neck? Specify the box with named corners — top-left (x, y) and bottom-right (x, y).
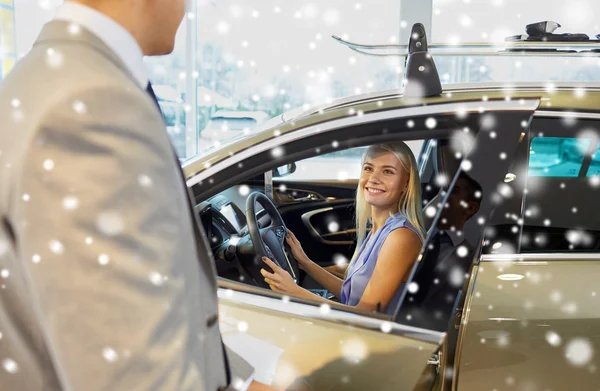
top-left (66, 0), bottom-right (148, 54)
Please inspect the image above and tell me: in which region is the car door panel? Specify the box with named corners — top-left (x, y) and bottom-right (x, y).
top-left (189, 99), bottom-right (540, 391)
top-left (455, 257), bottom-right (600, 391)
top-left (217, 281), bottom-right (444, 390)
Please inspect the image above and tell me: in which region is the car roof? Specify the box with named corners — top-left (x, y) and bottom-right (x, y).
top-left (183, 82), bottom-right (600, 181)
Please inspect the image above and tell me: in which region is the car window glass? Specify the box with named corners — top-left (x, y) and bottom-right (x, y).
top-left (586, 144), bottom-right (600, 177)
top-left (280, 141), bottom-right (423, 181)
top-left (484, 119), bottom-right (600, 254)
top-left (528, 137), bottom-right (591, 177)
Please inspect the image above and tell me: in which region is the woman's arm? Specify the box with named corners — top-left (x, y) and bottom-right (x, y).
top-left (284, 230), bottom-right (346, 297)
top-left (300, 260), bottom-right (345, 298)
top-left (323, 264), bottom-right (347, 279)
top-left (354, 228), bottom-right (422, 313)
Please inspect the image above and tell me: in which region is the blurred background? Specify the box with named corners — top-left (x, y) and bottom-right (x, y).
top-left (3, 0), bottom-right (600, 162)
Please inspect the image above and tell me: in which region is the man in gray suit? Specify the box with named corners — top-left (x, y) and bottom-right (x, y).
top-left (0, 1), bottom-right (267, 390)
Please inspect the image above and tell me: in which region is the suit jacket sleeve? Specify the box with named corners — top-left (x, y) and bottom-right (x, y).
top-left (15, 86), bottom-right (228, 391)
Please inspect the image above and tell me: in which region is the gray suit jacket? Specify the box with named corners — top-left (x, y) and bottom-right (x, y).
top-left (0, 21), bottom-right (248, 391)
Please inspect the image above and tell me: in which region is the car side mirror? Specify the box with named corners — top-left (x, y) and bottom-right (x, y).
top-left (272, 163), bottom-right (296, 178)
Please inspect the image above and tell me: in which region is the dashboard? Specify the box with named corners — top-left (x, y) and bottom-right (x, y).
top-left (195, 187), bottom-right (271, 281)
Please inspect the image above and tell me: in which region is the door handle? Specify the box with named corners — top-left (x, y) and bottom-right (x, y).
top-left (427, 351), bottom-right (441, 374)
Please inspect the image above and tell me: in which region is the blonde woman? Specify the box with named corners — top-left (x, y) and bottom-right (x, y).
top-left (261, 142), bottom-right (425, 314)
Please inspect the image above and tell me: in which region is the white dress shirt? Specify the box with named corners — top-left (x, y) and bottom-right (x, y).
top-left (54, 1), bottom-right (148, 88)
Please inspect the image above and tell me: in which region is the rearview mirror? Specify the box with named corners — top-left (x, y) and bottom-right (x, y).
top-left (272, 163), bottom-right (296, 178)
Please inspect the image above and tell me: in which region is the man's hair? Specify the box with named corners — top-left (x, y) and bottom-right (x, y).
top-left (458, 171), bottom-right (483, 206)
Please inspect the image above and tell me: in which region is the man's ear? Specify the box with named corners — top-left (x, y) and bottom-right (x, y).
top-left (466, 201), bottom-right (480, 219)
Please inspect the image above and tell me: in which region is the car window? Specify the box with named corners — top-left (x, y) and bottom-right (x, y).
top-left (586, 144), bottom-right (600, 177)
top-left (528, 137), bottom-right (591, 177)
top-left (484, 119), bottom-right (600, 254)
top-left (281, 141), bottom-right (424, 181)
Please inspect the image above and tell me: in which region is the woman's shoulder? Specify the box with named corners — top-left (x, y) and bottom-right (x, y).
top-left (384, 212), bottom-right (413, 229)
top-left (382, 212), bottom-right (421, 240)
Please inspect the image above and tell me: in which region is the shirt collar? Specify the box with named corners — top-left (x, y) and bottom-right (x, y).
top-left (54, 2), bottom-right (148, 88)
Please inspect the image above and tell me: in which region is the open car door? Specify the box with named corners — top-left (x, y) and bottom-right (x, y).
top-left (187, 96), bottom-right (540, 389)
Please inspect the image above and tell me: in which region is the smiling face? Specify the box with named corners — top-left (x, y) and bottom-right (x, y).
top-left (359, 151), bottom-right (409, 211)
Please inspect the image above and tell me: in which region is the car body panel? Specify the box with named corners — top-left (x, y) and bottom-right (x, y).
top-left (456, 256), bottom-right (600, 390)
top-left (217, 286), bottom-right (443, 389)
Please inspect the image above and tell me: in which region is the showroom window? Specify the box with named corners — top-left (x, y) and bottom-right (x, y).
top-left (0, 0), bottom-right (16, 79)
top-left (431, 0), bottom-right (600, 84)
top-left (194, 0), bottom-right (404, 157)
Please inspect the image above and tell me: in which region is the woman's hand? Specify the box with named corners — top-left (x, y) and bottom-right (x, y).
top-left (285, 229), bottom-right (310, 269)
top-left (260, 257), bottom-right (302, 296)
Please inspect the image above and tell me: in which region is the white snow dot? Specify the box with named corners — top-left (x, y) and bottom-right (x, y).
top-left (457, 246), bottom-right (469, 258)
top-left (2, 358), bottom-right (18, 374)
top-left (499, 152), bottom-right (507, 160)
top-left (449, 267), bottom-right (464, 287)
top-left (589, 176), bottom-right (600, 188)
top-left (544, 219), bottom-right (551, 226)
top-left (43, 159), bottom-right (55, 171)
top-left (62, 196), bottom-right (79, 210)
top-left (490, 131), bottom-right (497, 139)
top-left (238, 185), bottom-right (250, 196)
top-left (332, 140), bottom-right (339, 148)
top-left (46, 48), bottom-right (64, 68)
top-left (407, 282), bottom-right (419, 294)
top-left (98, 254), bottom-right (110, 265)
top-left (0, 269), bottom-right (9, 279)
top-left (72, 100), bottom-right (87, 114)
top-left (271, 147), bottom-right (284, 158)
top-left (407, 120), bottom-right (415, 128)
top-left (96, 211), bottom-right (124, 236)
top-left (102, 347), bottom-right (118, 362)
top-left (550, 290), bottom-right (562, 303)
top-left (425, 117), bottom-right (437, 129)
top-left (31, 253), bottom-right (41, 263)
top-left (342, 338), bottom-right (368, 364)
top-left (22, 193), bottom-right (30, 202)
top-left (461, 160), bottom-right (472, 171)
top-left (546, 331), bottom-right (562, 347)
top-left (49, 240), bottom-right (64, 254)
top-left (425, 206), bottom-right (437, 218)
top-left (138, 175), bottom-right (153, 187)
top-left (149, 271), bottom-right (165, 286)
top-left (320, 303), bottom-right (331, 314)
top-left (11, 99), bottom-right (20, 108)
top-left (333, 254), bottom-right (348, 267)
top-left (327, 221), bottom-right (340, 233)
top-left (237, 321), bottom-right (249, 332)
top-left (565, 338), bottom-right (594, 367)
top-left (281, 295), bottom-right (290, 304)
top-left (216, 21), bottom-right (230, 34)
top-left (380, 322), bottom-right (392, 333)
top-left (68, 23), bottom-right (81, 35)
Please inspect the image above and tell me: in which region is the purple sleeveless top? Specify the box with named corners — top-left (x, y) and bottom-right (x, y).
top-left (340, 212), bottom-right (420, 315)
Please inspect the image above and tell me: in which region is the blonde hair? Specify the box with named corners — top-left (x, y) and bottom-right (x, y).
top-left (349, 142), bottom-right (426, 270)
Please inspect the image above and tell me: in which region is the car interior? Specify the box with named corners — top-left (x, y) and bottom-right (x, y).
top-left (194, 132), bottom-right (495, 314)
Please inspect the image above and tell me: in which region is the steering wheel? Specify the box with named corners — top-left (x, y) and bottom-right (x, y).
top-left (245, 191), bottom-right (299, 288)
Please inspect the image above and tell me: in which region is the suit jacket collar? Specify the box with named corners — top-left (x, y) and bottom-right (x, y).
top-left (34, 20), bottom-right (140, 89)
